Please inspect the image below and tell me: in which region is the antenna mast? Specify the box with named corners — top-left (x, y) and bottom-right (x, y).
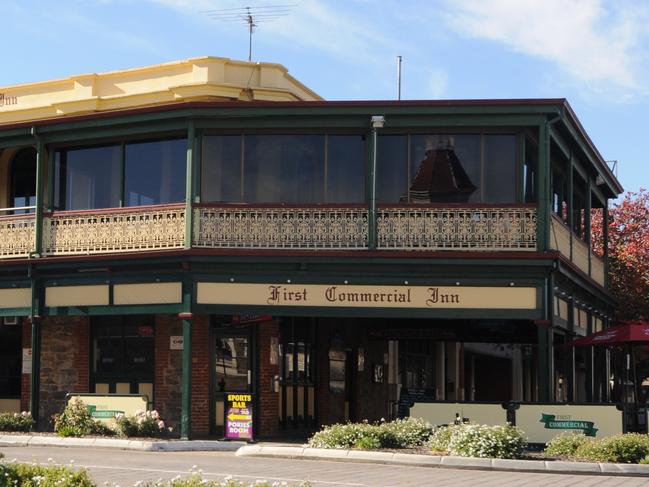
top-left (203, 4), bottom-right (296, 62)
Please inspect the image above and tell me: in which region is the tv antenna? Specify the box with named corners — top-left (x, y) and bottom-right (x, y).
top-left (203, 5), bottom-right (296, 62)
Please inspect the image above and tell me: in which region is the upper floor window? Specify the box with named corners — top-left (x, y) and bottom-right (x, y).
top-left (10, 148), bottom-right (37, 213)
top-left (377, 133), bottom-right (517, 204)
top-left (201, 134), bottom-right (365, 204)
top-left (54, 137), bottom-right (186, 211)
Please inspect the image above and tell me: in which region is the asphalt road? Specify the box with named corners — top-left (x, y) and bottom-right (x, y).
top-left (1, 445), bottom-right (648, 486)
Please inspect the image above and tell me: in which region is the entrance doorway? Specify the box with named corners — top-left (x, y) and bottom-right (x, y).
top-left (211, 321), bottom-right (253, 437)
top-left (279, 318), bottom-right (316, 432)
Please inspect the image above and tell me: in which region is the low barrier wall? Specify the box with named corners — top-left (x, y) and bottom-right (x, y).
top-left (67, 393), bottom-right (149, 422)
top-left (408, 400), bottom-right (624, 444)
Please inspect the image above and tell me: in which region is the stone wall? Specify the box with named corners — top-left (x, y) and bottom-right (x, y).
top-left (39, 316), bottom-right (89, 428)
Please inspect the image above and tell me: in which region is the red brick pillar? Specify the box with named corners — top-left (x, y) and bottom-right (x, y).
top-left (75, 317), bottom-right (90, 393)
top-left (257, 320), bottom-right (280, 438)
top-left (190, 315), bottom-right (210, 437)
top-left (21, 319), bottom-right (31, 413)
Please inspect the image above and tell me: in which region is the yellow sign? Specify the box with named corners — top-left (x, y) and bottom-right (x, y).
top-left (67, 394), bottom-right (149, 422)
top-left (197, 283), bottom-right (537, 310)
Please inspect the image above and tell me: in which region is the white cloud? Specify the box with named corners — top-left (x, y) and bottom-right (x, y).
top-left (426, 69), bottom-right (449, 99)
top-left (441, 0), bottom-right (649, 95)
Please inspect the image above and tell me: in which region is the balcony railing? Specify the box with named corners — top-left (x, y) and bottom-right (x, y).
top-left (0, 212), bottom-right (35, 259)
top-left (377, 205), bottom-right (537, 251)
top-left (0, 203), bottom-right (538, 258)
top-left (43, 204), bottom-right (185, 256)
top-left (193, 205), bottom-right (369, 249)
top-left (549, 214), bottom-right (605, 287)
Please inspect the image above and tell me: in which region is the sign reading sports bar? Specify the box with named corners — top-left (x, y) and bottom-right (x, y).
top-left (225, 393), bottom-right (254, 440)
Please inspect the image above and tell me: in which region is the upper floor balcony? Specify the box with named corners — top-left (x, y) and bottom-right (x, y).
top-left (0, 131), bottom-right (538, 259)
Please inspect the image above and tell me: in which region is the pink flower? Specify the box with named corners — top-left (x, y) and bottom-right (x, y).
top-left (157, 420), bottom-right (165, 430)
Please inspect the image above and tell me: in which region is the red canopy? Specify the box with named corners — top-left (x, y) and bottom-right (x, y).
top-left (570, 321), bottom-right (649, 346)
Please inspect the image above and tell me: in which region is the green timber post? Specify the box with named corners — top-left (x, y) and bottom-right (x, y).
top-left (537, 275), bottom-right (554, 402)
top-left (567, 153), bottom-right (574, 260)
top-left (368, 117), bottom-right (382, 250)
top-left (33, 133), bottom-right (45, 256)
top-left (537, 121), bottom-right (550, 251)
top-left (586, 178), bottom-right (592, 276)
top-left (29, 274), bottom-right (42, 429)
top-left (179, 277), bottom-right (193, 440)
top-left (185, 121), bottom-right (196, 249)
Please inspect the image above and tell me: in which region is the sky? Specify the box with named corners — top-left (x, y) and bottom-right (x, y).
top-left (2, 0), bottom-right (648, 195)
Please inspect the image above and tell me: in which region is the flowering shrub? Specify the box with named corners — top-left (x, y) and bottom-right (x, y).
top-left (544, 432), bottom-right (591, 457)
top-left (140, 470), bottom-right (311, 486)
top-left (115, 409), bottom-right (170, 437)
top-left (427, 423), bottom-right (527, 459)
top-left (308, 417), bottom-right (433, 449)
top-left (0, 411), bottom-right (34, 432)
top-left (574, 434), bottom-right (649, 464)
top-left (53, 398), bottom-right (115, 437)
top-left (0, 459), bottom-right (93, 486)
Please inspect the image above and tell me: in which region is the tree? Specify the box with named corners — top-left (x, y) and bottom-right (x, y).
top-left (591, 189), bottom-right (649, 320)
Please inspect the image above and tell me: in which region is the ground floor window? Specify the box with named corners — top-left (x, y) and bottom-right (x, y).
top-left (91, 316), bottom-right (154, 398)
top-left (0, 323), bottom-right (21, 398)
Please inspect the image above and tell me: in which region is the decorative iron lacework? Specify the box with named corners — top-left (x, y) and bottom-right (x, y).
top-left (0, 216), bottom-right (35, 258)
top-left (194, 207), bottom-right (369, 249)
top-left (44, 207), bottom-right (185, 255)
top-left (377, 207), bottom-right (537, 251)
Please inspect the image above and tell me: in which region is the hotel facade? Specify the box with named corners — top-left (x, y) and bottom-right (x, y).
top-left (0, 57), bottom-right (622, 438)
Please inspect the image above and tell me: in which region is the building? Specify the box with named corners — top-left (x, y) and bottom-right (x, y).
top-left (0, 56), bottom-right (622, 439)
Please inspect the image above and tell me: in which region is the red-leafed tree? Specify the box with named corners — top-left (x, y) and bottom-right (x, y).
top-left (591, 189), bottom-right (649, 319)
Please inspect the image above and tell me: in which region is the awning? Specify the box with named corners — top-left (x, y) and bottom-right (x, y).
top-left (570, 321), bottom-right (649, 346)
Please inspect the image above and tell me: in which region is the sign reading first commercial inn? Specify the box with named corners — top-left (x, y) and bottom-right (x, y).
top-left (197, 283), bottom-right (537, 310)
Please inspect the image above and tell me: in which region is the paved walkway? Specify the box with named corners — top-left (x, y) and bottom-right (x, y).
top-left (2, 445), bottom-right (649, 486)
top-left (3, 435), bottom-right (649, 478)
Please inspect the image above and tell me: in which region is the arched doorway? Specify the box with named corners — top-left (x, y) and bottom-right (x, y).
top-left (9, 148), bottom-right (36, 213)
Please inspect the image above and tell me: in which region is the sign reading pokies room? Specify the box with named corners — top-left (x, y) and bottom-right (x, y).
top-left (197, 283), bottom-right (537, 310)
top-left (225, 393), bottom-right (253, 440)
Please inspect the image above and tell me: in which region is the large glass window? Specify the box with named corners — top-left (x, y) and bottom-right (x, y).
top-left (378, 133), bottom-right (517, 204)
top-left (244, 135), bottom-right (324, 203)
top-left (524, 136), bottom-right (537, 203)
top-left (202, 135), bottom-right (242, 203)
top-left (92, 316), bottom-right (154, 381)
top-left (409, 134), bottom-right (480, 203)
top-left (10, 148), bottom-right (37, 213)
top-left (125, 138), bottom-right (186, 206)
top-left (201, 134), bottom-right (365, 204)
top-left (55, 145), bottom-right (121, 210)
top-left (377, 135), bottom-right (407, 203)
top-left (54, 137), bottom-right (186, 211)
top-left (484, 135), bottom-right (516, 203)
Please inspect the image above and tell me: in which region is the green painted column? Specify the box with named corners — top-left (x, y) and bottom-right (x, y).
top-left (537, 275), bottom-right (555, 402)
top-left (179, 275), bottom-right (193, 440)
top-left (185, 122), bottom-right (196, 249)
top-left (29, 276), bottom-right (42, 429)
top-left (603, 200), bottom-right (610, 287)
top-left (368, 123), bottom-right (379, 250)
top-left (567, 153), bottom-right (574, 260)
top-left (586, 179), bottom-right (592, 275)
top-left (180, 313), bottom-right (193, 440)
top-left (33, 135), bottom-right (45, 256)
top-left (537, 122), bottom-right (550, 251)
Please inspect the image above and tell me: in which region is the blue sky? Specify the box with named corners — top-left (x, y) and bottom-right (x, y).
top-left (2, 0), bottom-right (648, 195)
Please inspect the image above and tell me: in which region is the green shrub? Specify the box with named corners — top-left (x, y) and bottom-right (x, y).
top-left (427, 423), bottom-right (527, 459)
top-left (115, 409), bottom-right (170, 437)
top-left (575, 434), bottom-right (649, 463)
top-left (545, 432), bottom-right (591, 457)
top-left (0, 411), bottom-right (34, 432)
top-left (307, 417), bottom-right (434, 450)
top-left (379, 417), bottom-right (434, 448)
top-left (0, 462), bottom-right (93, 487)
top-left (53, 397), bottom-right (115, 437)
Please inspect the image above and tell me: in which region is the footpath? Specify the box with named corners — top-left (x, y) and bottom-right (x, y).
top-left (1, 435), bottom-right (649, 477)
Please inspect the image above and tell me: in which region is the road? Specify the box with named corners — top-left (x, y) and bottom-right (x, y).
top-left (1, 446), bottom-right (648, 486)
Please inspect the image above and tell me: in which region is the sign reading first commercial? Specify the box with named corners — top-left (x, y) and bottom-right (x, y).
top-left (197, 283), bottom-right (537, 310)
